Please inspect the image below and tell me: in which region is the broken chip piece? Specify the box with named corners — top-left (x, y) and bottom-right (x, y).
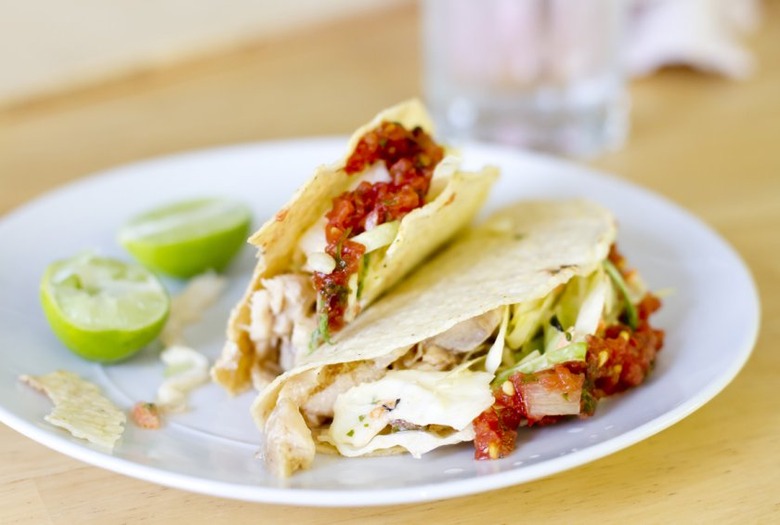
top-left (20, 370), bottom-right (126, 449)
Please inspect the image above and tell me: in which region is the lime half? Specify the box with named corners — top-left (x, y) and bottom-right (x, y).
top-left (40, 254), bottom-right (170, 362)
top-left (119, 198), bottom-right (252, 278)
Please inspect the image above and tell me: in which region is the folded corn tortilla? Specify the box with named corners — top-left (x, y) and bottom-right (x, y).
top-left (211, 99), bottom-right (498, 395)
top-left (252, 199), bottom-right (618, 477)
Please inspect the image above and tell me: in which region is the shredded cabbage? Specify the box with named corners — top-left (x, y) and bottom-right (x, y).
top-left (493, 342), bottom-right (587, 385)
top-left (493, 269), bottom-right (608, 384)
top-left (485, 306), bottom-right (509, 374)
top-left (543, 269), bottom-right (608, 352)
top-left (604, 259), bottom-right (638, 330)
top-left (351, 220), bottom-right (400, 253)
top-left (506, 292), bottom-right (558, 350)
top-left (344, 273), bottom-right (360, 323)
top-left (574, 273), bottom-right (607, 336)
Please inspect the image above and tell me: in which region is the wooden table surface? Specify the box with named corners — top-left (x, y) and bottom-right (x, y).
top-left (1, 3), bottom-right (778, 523)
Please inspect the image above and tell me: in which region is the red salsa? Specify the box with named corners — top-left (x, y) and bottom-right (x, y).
top-left (312, 121), bottom-right (445, 340)
top-left (474, 364), bottom-right (583, 460)
top-left (473, 246), bottom-right (665, 460)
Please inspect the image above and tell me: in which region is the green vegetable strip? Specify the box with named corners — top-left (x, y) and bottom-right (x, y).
top-left (603, 259), bottom-right (638, 330)
top-left (492, 342), bottom-right (588, 386)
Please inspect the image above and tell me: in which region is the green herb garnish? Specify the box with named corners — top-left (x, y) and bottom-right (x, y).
top-left (356, 253), bottom-right (370, 300)
top-left (604, 259), bottom-right (638, 330)
top-left (308, 310), bottom-right (332, 351)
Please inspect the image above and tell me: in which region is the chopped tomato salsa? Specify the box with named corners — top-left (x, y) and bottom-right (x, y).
top-left (131, 401), bottom-right (161, 429)
top-left (474, 365), bottom-right (582, 459)
top-left (313, 121), bottom-right (444, 337)
top-left (473, 246), bottom-right (665, 460)
top-left (584, 294), bottom-right (664, 403)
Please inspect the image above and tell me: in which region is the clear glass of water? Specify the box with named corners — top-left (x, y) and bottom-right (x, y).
top-left (422, 0), bottom-right (628, 158)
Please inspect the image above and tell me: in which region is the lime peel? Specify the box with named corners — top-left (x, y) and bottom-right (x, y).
top-left (119, 198), bottom-right (252, 278)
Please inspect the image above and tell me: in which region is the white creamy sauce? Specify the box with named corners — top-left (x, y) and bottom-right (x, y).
top-left (329, 369), bottom-right (494, 457)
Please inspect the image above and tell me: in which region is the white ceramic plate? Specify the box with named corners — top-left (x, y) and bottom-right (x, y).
top-left (0, 139), bottom-right (759, 506)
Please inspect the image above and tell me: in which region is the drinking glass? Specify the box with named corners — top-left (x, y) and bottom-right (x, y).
top-left (422, 0), bottom-right (628, 158)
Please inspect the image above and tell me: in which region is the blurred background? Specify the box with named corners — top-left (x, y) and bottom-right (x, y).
top-left (0, 0), bottom-right (773, 202)
top-left (0, 0), bottom-right (763, 121)
top-left (1, 0), bottom-right (400, 106)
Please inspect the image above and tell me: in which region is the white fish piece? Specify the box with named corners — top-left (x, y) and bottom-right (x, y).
top-left (248, 273), bottom-right (317, 372)
top-left (424, 308), bottom-right (503, 353)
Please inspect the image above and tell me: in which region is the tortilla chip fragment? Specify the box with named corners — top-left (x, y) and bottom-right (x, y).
top-left (20, 370), bottom-right (126, 449)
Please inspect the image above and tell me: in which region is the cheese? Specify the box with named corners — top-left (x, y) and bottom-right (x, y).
top-left (329, 369), bottom-right (493, 457)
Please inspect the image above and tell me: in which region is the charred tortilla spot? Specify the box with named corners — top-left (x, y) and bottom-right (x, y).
top-left (546, 264), bottom-right (577, 276)
top-left (275, 208), bottom-right (289, 222)
top-left (381, 398), bottom-right (401, 411)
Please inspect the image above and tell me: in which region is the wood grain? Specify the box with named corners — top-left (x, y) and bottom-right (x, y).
top-left (1, 2), bottom-right (778, 523)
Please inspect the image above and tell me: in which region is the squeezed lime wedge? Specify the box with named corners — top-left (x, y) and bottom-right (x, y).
top-left (119, 198), bottom-right (251, 278)
top-left (40, 254), bottom-right (170, 362)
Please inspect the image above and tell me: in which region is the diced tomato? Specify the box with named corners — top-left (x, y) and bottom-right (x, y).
top-left (473, 406), bottom-right (518, 460)
top-left (473, 365), bottom-right (581, 460)
top-left (314, 121), bottom-right (444, 335)
top-left (585, 294), bottom-right (664, 400)
top-left (131, 402), bottom-right (161, 429)
top-left (534, 364), bottom-right (585, 394)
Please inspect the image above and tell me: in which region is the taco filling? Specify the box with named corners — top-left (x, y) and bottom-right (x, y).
top-left (309, 121), bottom-right (444, 341)
top-left (471, 246), bottom-right (664, 460)
top-left (213, 100), bottom-right (497, 394)
top-left (248, 123), bottom-right (444, 369)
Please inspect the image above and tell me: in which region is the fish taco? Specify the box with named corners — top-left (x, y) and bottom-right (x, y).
top-left (212, 100), bottom-right (498, 394)
top-left (251, 199), bottom-right (664, 477)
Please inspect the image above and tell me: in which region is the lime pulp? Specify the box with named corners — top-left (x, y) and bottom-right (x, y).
top-left (40, 254), bottom-right (170, 362)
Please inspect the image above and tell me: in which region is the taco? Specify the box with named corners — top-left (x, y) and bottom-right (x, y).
top-left (251, 199), bottom-right (664, 477)
top-left (211, 100), bottom-right (498, 394)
